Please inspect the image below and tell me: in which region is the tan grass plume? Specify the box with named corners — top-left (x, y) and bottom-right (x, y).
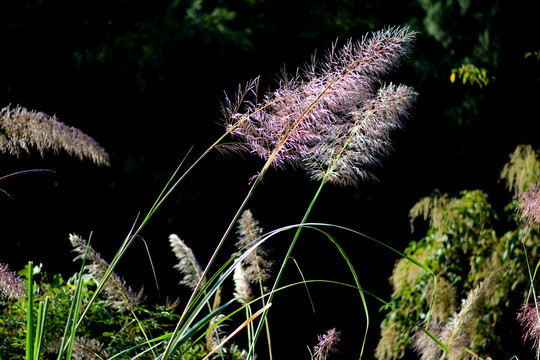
top-left (1, 105), bottom-right (110, 166)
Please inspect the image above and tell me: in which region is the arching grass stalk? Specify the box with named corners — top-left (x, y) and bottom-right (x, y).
top-left (165, 28), bottom-right (418, 359)
top-left (159, 217), bottom-right (438, 360)
top-left (288, 279), bottom-right (448, 356)
top-left (158, 223), bottom-right (293, 359)
top-left (72, 84), bottom-right (266, 333)
top-left (249, 91), bottom-right (418, 359)
top-left (62, 27), bottom-right (416, 360)
top-left (160, 35), bottom-right (376, 357)
top-left (56, 234), bottom-right (93, 360)
top-left (242, 222), bottom-right (440, 359)
top-left (274, 223), bottom-right (439, 359)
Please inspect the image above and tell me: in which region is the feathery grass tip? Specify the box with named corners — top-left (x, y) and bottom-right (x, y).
top-left (169, 234), bottom-right (206, 290)
top-left (70, 234), bottom-right (144, 310)
top-left (222, 27), bottom-right (417, 185)
top-left (1, 105), bottom-right (110, 166)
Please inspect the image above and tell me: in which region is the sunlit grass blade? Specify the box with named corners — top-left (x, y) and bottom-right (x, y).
top-left (308, 227), bottom-right (369, 359)
top-left (157, 299), bottom-right (235, 359)
top-left (34, 296), bottom-right (49, 360)
top-left (305, 222), bottom-right (438, 327)
top-left (57, 234), bottom-right (93, 360)
top-left (290, 257), bottom-right (316, 313)
top-left (108, 333), bottom-right (172, 360)
top-left (160, 229), bottom-right (281, 359)
top-left (26, 261), bottom-right (35, 360)
top-left (202, 302), bottom-right (272, 360)
top-left (308, 279), bottom-right (451, 357)
top-left (237, 221), bottom-right (437, 359)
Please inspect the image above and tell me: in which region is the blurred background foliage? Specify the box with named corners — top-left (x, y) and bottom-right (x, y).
top-left (0, 0), bottom-right (538, 358)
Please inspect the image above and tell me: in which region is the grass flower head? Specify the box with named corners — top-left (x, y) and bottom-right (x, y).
top-left (70, 234), bottom-right (144, 310)
top-left (223, 27), bottom-right (417, 185)
top-left (313, 328), bottom-right (341, 360)
top-left (235, 210), bottom-right (273, 285)
top-left (0, 262), bottom-right (25, 300)
top-left (169, 234), bottom-right (207, 290)
top-left (515, 184), bottom-right (540, 227)
top-left (1, 105), bottom-right (110, 166)
top-left (518, 297), bottom-right (540, 357)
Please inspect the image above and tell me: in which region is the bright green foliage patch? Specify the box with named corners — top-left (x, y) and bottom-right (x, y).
top-left (0, 265), bottom-right (177, 359)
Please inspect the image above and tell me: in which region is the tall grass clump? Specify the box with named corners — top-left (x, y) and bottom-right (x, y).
top-left (0, 26), bottom-right (420, 360)
top-left (210, 25), bottom-right (417, 360)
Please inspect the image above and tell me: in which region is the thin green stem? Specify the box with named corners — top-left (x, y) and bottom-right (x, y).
top-left (249, 178), bottom-right (327, 358)
top-left (34, 297), bottom-right (49, 360)
top-left (26, 261), bottom-right (34, 360)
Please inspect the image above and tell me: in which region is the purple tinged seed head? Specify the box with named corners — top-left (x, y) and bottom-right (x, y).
top-left (222, 27), bottom-right (417, 185)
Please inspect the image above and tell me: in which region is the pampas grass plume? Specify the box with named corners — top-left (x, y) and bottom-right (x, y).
top-left (169, 234), bottom-right (206, 290)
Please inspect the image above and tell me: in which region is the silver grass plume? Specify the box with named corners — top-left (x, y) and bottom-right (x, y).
top-left (222, 27), bottom-right (417, 185)
top-left (413, 272), bottom-right (498, 360)
top-left (515, 184), bottom-right (540, 227)
top-left (518, 297), bottom-right (540, 356)
top-left (312, 328), bottom-right (341, 360)
top-left (0, 105), bottom-right (110, 166)
top-left (169, 234), bottom-right (206, 290)
top-left (233, 264), bottom-right (253, 304)
top-left (0, 262), bottom-right (26, 300)
top-left (235, 209), bottom-right (273, 285)
top-left (70, 234), bottom-right (144, 310)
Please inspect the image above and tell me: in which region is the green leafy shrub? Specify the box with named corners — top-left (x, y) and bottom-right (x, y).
top-left (0, 262), bottom-right (180, 359)
top-left (376, 144), bottom-right (540, 360)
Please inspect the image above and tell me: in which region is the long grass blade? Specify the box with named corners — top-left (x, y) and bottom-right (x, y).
top-left (34, 296), bottom-right (49, 360)
top-left (26, 261), bottom-right (35, 360)
top-left (290, 257), bottom-right (316, 313)
top-left (309, 227), bottom-right (369, 359)
top-left (108, 333), bottom-right (172, 360)
top-left (202, 302), bottom-right (272, 360)
top-left (57, 234), bottom-right (93, 360)
top-left (160, 231), bottom-right (279, 359)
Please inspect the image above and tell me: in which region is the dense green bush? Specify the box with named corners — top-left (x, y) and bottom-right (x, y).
top-left (376, 145), bottom-right (540, 360)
